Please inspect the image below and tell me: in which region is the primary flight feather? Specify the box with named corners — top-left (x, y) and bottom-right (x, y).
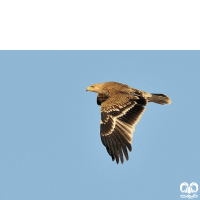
top-left (86, 82), bottom-right (171, 164)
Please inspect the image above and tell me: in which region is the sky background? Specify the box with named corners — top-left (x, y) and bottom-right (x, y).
top-left (0, 51), bottom-right (199, 200)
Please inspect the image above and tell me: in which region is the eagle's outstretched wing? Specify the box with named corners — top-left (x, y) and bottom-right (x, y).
top-left (100, 95), bottom-right (146, 164)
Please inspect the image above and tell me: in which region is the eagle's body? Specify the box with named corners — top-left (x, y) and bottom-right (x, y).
top-left (86, 82), bottom-right (171, 164)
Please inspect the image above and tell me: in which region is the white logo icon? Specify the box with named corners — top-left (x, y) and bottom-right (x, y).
top-left (180, 182), bottom-right (198, 199)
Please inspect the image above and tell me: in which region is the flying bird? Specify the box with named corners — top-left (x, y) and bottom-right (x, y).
top-left (86, 82), bottom-right (171, 164)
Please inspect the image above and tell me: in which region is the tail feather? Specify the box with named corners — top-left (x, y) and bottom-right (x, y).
top-left (148, 93), bottom-right (171, 105)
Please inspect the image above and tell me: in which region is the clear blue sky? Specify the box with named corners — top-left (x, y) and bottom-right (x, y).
top-left (0, 51), bottom-right (199, 200)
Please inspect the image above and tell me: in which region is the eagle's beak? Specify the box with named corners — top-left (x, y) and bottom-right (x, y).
top-left (86, 86), bottom-right (95, 92)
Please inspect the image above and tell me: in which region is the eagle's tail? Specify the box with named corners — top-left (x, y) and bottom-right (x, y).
top-left (148, 93), bottom-right (171, 105)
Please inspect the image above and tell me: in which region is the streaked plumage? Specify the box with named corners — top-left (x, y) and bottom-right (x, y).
top-left (86, 82), bottom-right (171, 164)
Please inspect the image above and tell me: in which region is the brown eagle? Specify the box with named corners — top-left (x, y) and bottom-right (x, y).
top-left (86, 82), bottom-right (171, 164)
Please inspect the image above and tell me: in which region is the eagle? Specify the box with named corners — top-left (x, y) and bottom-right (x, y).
top-left (86, 82), bottom-right (171, 164)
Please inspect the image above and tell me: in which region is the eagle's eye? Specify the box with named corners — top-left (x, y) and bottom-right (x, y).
top-left (91, 85), bottom-right (94, 88)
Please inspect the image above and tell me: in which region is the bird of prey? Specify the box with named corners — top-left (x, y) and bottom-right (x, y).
top-left (86, 82), bottom-right (171, 164)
